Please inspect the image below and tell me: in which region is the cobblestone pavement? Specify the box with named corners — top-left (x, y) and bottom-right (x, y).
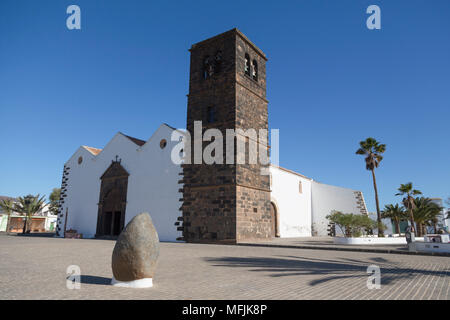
top-left (0, 235), bottom-right (448, 300)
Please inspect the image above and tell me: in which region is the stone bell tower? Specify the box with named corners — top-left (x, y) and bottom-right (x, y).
top-left (180, 28), bottom-right (271, 243)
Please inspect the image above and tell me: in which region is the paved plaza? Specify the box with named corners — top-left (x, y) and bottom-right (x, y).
top-left (0, 234), bottom-right (448, 300)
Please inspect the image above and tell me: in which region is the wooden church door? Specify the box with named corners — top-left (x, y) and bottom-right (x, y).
top-left (96, 158), bottom-right (129, 238)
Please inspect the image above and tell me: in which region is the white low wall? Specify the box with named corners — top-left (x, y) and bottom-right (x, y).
top-left (334, 236), bottom-right (425, 245)
top-left (415, 242), bottom-right (450, 254)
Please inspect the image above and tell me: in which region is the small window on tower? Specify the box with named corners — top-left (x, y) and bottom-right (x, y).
top-left (214, 50), bottom-right (222, 73)
top-left (244, 53), bottom-right (251, 76)
top-left (203, 56), bottom-right (210, 80)
top-left (252, 60), bottom-right (258, 81)
top-left (207, 107), bottom-right (216, 123)
top-left (299, 181), bottom-right (303, 194)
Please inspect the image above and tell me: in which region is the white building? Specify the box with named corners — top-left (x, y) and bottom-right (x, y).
top-left (429, 198), bottom-right (448, 233)
top-left (56, 124), bottom-right (368, 241)
top-left (0, 197), bottom-right (58, 232)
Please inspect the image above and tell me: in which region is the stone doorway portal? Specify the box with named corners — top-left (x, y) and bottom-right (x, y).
top-left (270, 201), bottom-right (280, 238)
top-left (96, 158), bottom-right (129, 237)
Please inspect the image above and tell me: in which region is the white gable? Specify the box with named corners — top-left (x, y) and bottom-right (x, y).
top-left (58, 123), bottom-right (183, 241)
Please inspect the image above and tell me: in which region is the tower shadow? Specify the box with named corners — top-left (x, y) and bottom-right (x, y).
top-left (204, 255), bottom-right (448, 286)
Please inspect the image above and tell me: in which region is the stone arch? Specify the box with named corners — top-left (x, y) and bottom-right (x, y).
top-left (270, 197), bottom-right (280, 237)
top-left (244, 53), bottom-right (251, 76)
top-left (96, 159), bottom-right (129, 237)
top-left (252, 59), bottom-right (258, 81)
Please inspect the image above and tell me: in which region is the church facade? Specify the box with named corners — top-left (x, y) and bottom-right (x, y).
top-left (55, 29), bottom-right (368, 242)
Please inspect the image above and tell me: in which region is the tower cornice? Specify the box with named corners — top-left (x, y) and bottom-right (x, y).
top-left (189, 28), bottom-right (267, 61)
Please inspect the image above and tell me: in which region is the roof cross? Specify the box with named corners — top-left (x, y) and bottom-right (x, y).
top-left (112, 155), bottom-right (121, 164)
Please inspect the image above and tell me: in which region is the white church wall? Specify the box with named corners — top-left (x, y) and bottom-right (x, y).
top-left (60, 124), bottom-right (183, 241)
top-left (311, 181), bottom-right (367, 236)
top-left (62, 146), bottom-right (101, 238)
top-left (270, 166), bottom-right (312, 237)
top-left (124, 125), bottom-right (183, 242)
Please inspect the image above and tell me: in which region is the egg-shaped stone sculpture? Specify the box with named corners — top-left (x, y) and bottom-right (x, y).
top-left (111, 212), bottom-right (159, 288)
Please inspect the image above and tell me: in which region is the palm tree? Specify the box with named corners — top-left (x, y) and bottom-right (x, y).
top-left (381, 204), bottom-right (407, 235)
top-left (413, 197), bottom-right (443, 236)
top-left (356, 137), bottom-right (386, 236)
top-left (13, 194), bottom-right (46, 233)
top-left (395, 183), bottom-right (422, 234)
top-left (0, 199), bottom-right (15, 232)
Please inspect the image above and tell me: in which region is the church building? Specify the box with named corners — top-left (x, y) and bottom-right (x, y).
top-left (56, 29), bottom-right (368, 242)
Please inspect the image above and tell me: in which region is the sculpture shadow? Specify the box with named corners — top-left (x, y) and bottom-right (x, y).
top-left (79, 275), bottom-right (112, 285)
top-left (204, 254), bottom-right (447, 286)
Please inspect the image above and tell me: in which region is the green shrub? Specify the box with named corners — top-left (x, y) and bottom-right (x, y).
top-left (326, 210), bottom-right (377, 237)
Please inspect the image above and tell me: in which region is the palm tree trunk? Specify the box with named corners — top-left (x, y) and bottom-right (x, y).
top-left (371, 169), bottom-right (383, 236)
top-left (395, 219), bottom-right (401, 235)
top-left (26, 214), bottom-right (32, 233)
top-left (22, 216), bottom-right (27, 234)
top-left (408, 198), bottom-right (415, 234)
top-left (6, 214), bottom-right (10, 233)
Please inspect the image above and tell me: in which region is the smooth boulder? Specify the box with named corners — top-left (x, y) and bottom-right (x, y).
top-left (111, 212), bottom-right (159, 283)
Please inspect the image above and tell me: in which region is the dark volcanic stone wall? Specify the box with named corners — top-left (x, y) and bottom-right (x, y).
top-left (181, 29), bottom-right (272, 243)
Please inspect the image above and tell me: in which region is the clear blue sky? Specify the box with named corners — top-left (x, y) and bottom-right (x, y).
top-left (0, 0), bottom-right (449, 212)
